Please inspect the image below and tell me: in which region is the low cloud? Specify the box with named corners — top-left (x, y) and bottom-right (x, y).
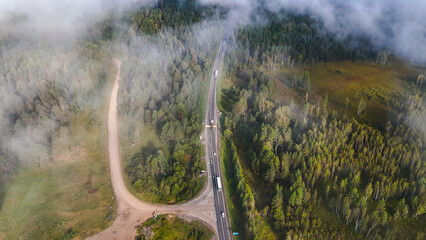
top-left (199, 0), bottom-right (426, 63)
top-left (0, 0), bottom-right (157, 38)
top-left (0, 0), bottom-right (158, 168)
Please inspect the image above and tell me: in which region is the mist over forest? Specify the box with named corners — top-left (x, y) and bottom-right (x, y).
top-left (201, 0), bottom-right (426, 63)
top-left (0, 0), bottom-right (424, 185)
top-left (0, 0), bottom-right (425, 239)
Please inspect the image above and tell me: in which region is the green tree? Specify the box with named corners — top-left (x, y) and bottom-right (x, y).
top-left (364, 183), bottom-right (373, 201)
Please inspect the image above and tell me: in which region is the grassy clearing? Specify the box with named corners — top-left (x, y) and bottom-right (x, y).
top-left (392, 217), bottom-right (426, 239)
top-left (119, 119), bottom-right (165, 169)
top-left (219, 75), bottom-right (246, 238)
top-left (135, 214), bottom-right (213, 240)
top-left (118, 121), bottom-right (168, 204)
top-left (219, 137), bottom-right (246, 239)
top-left (269, 60), bottom-right (423, 128)
top-left (217, 75), bottom-right (236, 111)
top-left (233, 139), bottom-right (274, 210)
top-left (0, 110), bottom-right (115, 240)
top-left (231, 138), bottom-right (278, 240)
top-left (311, 200), bottom-right (364, 239)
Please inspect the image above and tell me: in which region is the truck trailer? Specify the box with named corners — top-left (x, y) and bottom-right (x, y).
top-left (217, 176), bottom-right (222, 191)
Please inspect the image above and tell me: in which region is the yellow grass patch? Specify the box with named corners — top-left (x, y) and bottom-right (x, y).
top-left (0, 111), bottom-right (115, 239)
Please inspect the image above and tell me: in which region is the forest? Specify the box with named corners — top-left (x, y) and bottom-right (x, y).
top-left (225, 11), bottom-right (375, 72)
top-left (119, 0), bottom-right (224, 203)
top-left (0, 0), bottom-right (424, 239)
top-left (219, 11), bottom-right (425, 240)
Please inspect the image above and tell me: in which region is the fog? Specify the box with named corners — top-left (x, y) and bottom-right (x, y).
top-left (200, 0), bottom-right (426, 63)
top-left (0, 0), bottom-right (157, 38)
top-left (0, 0), bottom-right (158, 179)
top-left (4, 0), bottom-right (423, 62)
top-left (199, 0), bottom-right (426, 136)
top-left (0, 0), bottom-right (228, 175)
top-left (118, 18), bottom-right (225, 143)
top-left (0, 0), bottom-right (424, 173)
top-left (0, 1), bottom-right (424, 237)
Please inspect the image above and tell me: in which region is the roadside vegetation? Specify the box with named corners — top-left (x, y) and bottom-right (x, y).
top-left (220, 10), bottom-right (425, 240)
top-left (119, 1), bottom-right (225, 203)
top-left (135, 214), bottom-right (213, 240)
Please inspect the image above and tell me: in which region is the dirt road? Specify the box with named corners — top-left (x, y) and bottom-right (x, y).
top-left (87, 58), bottom-right (217, 240)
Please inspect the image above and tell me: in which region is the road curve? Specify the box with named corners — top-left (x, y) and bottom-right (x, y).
top-left (87, 58), bottom-right (219, 240)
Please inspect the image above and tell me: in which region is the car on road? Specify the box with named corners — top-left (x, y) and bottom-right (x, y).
top-left (222, 212), bottom-right (225, 217)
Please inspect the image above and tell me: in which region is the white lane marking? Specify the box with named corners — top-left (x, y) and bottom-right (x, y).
top-left (202, 212), bottom-right (217, 221)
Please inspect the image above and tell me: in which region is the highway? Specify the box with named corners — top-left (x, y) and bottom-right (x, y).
top-left (204, 35), bottom-right (231, 240)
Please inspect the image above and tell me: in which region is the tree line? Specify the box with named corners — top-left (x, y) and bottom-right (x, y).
top-left (224, 11), bottom-right (375, 74)
top-left (221, 69), bottom-right (425, 239)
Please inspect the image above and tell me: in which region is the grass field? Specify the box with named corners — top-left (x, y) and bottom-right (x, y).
top-left (269, 60), bottom-right (424, 129)
top-left (0, 110), bottom-right (115, 240)
top-left (135, 214), bottom-right (213, 240)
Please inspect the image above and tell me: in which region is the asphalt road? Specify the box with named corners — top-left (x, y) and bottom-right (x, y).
top-left (204, 35), bottom-right (231, 240)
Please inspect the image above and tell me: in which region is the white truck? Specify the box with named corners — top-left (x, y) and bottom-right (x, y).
top-left (217, 176), bottom-right (222, 191)
top-left (214, 70), bottom-right (218, 76)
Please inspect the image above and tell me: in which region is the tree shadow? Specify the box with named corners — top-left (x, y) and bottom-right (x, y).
top-left (139, 141), bottom-right (160, 159)
top-left (0, 185), bottom-right (5, 211)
